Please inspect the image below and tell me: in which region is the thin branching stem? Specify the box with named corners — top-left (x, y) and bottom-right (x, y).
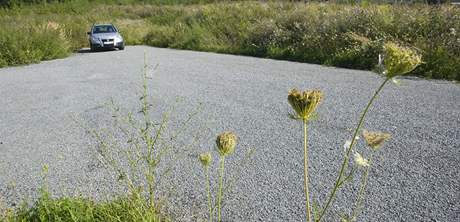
top-left (217, 155), bottom-right (226, 222)
top-left (205, 166), bottom-right (213, 222)
top-left (141, 53), bottom-right (157, 211)
top-left (350, 155), bottom-right (373, 221)
top-left (350, 155), bottom-right (373, 222)
top-left (317, 77), bottom-right (390, 221)
top-left (210, 148), bottom-right (256, 214)
top-left (303, 119), bottom-right (312, 222)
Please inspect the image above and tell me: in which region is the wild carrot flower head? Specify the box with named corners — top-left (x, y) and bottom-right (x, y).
top-left (199, 152), bottom-right (212, 167)
top-left (362, 130), bottom-right (391, 151)
top-left (216, 132), bottom-right (237, 156)
top-left (288, 89), bottom-right (323, 121)
top-left (354, 153), bottom-right (369, 167)
top-left (383, 42), bottom-right (422, 78)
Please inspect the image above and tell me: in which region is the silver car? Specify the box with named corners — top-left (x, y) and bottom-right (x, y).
top-left (87, 24), bottom-right (124, 51)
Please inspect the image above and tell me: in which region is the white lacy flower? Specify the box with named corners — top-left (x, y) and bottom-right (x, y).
top-left (343, 136), bottom-right (360, 152)
top-left (354, 153), bottom-right (369, 167)
top-left (343, 140), bottom-right (352, 152)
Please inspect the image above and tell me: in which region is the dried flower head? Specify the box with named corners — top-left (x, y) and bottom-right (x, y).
top-left (288, 89), bottom-right (323, 121)
top-left (216, 132), bottom-right (237, 156)
top-left (354, 153), bottom-right (369, 167)
top-left (362, 130), bottom-right (391, 151)
top-left (383, 42), bottom-right (422, 78)
top-left (199, 152), bottom-right (212, 167)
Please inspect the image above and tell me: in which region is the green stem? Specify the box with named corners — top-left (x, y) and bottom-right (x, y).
top-left (217, 156), bottom-right (225, 222)
top-left (303, 119), bottom-right (312, 222)
top-left (350, 156), bottom-right (373, 222)
top-left (151, 156), bottom-right (157, 211)
top-left (316, 77), bottom-right (390, 222)
top-left (206, 167), bottom-right (213, 222)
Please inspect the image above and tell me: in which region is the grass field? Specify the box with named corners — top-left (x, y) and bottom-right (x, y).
top-left (0, 1), bottom-right (459, 80)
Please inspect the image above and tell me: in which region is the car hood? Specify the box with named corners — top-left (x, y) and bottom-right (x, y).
top-left (91, 33), bottom-right (121, 39)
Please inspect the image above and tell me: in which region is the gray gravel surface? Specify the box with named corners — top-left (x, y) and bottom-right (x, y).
top-left (0, 46), bottom-right (459, 221)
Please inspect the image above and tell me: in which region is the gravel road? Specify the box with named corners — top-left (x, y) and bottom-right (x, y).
top-left (0, 46), bottom-right (459, 221)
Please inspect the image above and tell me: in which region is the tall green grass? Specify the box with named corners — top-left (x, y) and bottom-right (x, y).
top-left (140, 2), bottom-right (460, 80)
top-left (0, 22), bottom-right (70, 66)
top-left (0, 1), bottom-right (459, 80)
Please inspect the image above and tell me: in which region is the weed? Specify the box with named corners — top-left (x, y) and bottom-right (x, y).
top-left (287, 89), bottom-right (323, 222)
top-left (199, 152), bottom-right (213, 222)
top-left (287, 41), bottom-right (421, 221)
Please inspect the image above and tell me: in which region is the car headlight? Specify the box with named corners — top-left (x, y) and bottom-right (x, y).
top-left (91, 36), bottom-right (100, 43)
top-left (115, 35), bottom-right (123, 43)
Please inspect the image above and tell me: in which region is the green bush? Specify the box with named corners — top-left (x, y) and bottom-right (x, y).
top-left (0, 24), bottom-right (70, 67)
top-left (138, 3), bottom-right (460, 80)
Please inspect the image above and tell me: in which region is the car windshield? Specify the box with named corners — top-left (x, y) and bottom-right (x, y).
top-left (92, 25), bottom-right (116, 34)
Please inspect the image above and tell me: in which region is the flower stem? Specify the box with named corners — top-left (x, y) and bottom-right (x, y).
top-left (350, 156), bottom-right (373, 221)
top-left (217, 155), bottom-right (225, 222)
top-left (148, 171), bottom-right (155, 210)
top-left (303, 119), bottom-right (312, 222)
top-left (205, 166), bottom-right (213, 222)
top-left (316, 77), bottom-right (390, 221)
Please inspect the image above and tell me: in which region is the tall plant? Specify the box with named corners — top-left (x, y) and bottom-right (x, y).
top-left (215, 132), bottom-right (237, 222)
top-left (199, 152), bottom-right (213, 222)
top-left (287, 89), bottom-right (323, 222)
top-left (197, 132), bottom-right (238, 222)
top-left (288, 41), bottom-right (422, 222)
top-left (85, 53), bottom-right (202, 220)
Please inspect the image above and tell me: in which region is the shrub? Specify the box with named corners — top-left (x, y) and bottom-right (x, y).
top-left (138, 3), bottom-right (460, 80)
top-left (0, 22), bottom-right (71, 67)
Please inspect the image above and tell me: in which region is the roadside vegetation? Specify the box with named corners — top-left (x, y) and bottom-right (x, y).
top-left (1, 162), bottom-right (166, 222)
top-left (2, 189), bottom-right (165, 221)
top-left (0, 0), bottom-right (458, 80)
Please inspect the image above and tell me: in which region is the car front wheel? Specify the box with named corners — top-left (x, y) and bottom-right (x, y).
top-left (89, 42), bottom-right (95, 52)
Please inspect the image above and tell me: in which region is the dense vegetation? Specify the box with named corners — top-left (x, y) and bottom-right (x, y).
top-left (3, 191), bottom-right (164, 221)
top-left (0, 0), bottom-right (222, 7)
top-left (0, 1), bottom-right (458, 80)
